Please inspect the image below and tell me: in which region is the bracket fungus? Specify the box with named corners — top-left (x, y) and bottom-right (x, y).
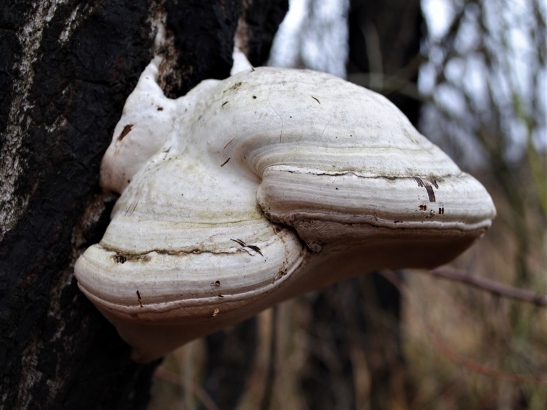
top-left (75, 52), bottom-right (496, 362)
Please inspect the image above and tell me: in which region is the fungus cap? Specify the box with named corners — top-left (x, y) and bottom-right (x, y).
top-left (75, 58), bottom-right (496, 362)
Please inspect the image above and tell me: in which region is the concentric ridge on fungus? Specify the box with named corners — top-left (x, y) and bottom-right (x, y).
top-left (74, 54), bottom-right (496, 362)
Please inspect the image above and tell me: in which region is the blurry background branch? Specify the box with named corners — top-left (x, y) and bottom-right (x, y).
top-left (427, 267), bottom-right (547, 306)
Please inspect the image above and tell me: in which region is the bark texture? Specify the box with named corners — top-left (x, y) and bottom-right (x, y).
top-left (0, 1), bottom-right (287, 409)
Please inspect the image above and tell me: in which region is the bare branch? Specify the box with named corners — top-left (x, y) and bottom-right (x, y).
top-left (425, 266), bottom-right (547, 307)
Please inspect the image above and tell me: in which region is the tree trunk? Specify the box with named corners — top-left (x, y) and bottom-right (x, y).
top-left (0, 1), bottom-right (287, 409)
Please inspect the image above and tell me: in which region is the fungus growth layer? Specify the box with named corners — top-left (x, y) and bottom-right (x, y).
top-left (75, 56), bottom-right (496, 362)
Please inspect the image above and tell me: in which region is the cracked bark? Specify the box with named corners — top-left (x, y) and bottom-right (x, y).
top-left (0, 1), bottom-right (287, 409)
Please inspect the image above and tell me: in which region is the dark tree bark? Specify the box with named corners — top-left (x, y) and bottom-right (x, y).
top-left (0, 1), bottom-right (287, 409)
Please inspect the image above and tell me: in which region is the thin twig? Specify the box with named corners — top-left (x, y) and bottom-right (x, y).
top-left (380, 270), bottom-right (547, 385)
top-left (184, 341), bottom-right (196, 410)
top-left (260, 305), bottom-right (278, 410)
top-left (426, 266), bottom-right (547, 306)
top-left (154, 367), bottom-right (220, 410)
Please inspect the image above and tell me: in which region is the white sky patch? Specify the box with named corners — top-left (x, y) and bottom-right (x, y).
top-left (435, 84), bottom-right (468, 117)
top-left (422, 0), bottom-right (456, 40)
top-left (268, 0), bottom-right (308, 68)
top-left (464, 54), bottom-right (488, 110)
top-left (418, 62), bottom-right (437, 95)
top-left (455, 6), bottom-right (482, 53)
top-left (444, 57), bottom-right (465, 84)
top-left (269, 0), bottom-right (349, 78)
